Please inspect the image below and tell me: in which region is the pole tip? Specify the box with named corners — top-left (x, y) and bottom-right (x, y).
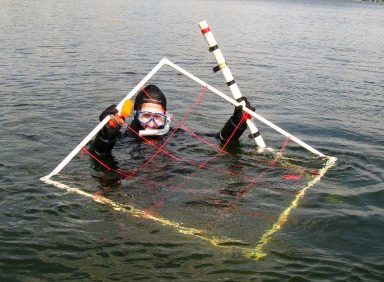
top-left (199, 20), bottom-right (208, 29)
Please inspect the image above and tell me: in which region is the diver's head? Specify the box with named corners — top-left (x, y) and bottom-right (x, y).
top-left (134, 85), bottom-right (168, 130)
top-left (136, 103), bottom-right (167, 129)
top-left (134, 85), bottom-right (166, 112)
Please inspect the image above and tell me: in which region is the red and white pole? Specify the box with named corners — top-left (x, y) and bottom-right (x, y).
top-left (199, 20), bottom-right (266, 149)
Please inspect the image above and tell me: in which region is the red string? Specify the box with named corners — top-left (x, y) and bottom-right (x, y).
top-left (81, 147), bottom-right (134, 178)
top-left (83, 121), bottom-right (247, 183)
top-left (127, 119), bottom-right (251, 180)
top-left (280, 136), bottom-right (291, 154)
top-left (127, 122), bottom-right (246, 179)
top-left (140, 86), bottom-right (156, 99)
top-left (178, 123), bottom-right (228, 154)
top-left (84, 84), bottom-right (315, 219)
top-left (273, 136), bottom-right (318, 178)
top-left (81, 85), bottom-right (212, 181)
top-left (125, 124), bottom-right (182, 162)
top-left (134, 85), bottom-right (208, 172)
top-left (146, 113), bottom-right (249, 213)
top-left (118, 85), bottom-right (247, 180)
top-left (234, 136), bottom-right (291, 198)
top-left (204, 135), bottom-right (295, 228)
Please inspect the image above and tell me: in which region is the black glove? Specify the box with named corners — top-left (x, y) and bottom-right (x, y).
top-left (98, 104), bottom-right (125, 141)
top-left (99, 104), bottom-right (118, 121)
top-left (233, 97), bottom-right (255, 123)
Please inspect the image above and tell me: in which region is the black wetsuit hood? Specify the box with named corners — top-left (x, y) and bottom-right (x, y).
top-left (134, 84), bottom-right (167, 111)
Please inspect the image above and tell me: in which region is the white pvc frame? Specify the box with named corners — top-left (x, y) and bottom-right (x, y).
top-left (41, 58), bottom-right (337, 260)
top-left (42, 58), bottom-right (333, 180)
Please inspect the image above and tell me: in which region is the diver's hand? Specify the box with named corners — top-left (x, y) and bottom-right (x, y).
top-left (99, 104), bottom-right (119, 121)
top-left (99, 104), bottom-right (125, 131)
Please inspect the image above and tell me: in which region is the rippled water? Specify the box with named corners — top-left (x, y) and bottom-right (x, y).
top-left (1, 0), bottom-right (384, 280)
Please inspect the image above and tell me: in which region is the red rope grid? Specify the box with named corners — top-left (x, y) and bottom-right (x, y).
top-left (80, 84), bottom-right (319, 228)
top-left (201, 136), bottom-right (293, 230)
top-left (81, 146), bottom-right (132, 178)
top-left (83, 84), bottom-right (246, 179)
top-left (234, 136), bottom-right (291, 200)
top-left (202, 135), bottom-right (323, 232)
top-left (133, 85), bottom-right (208, 172)
top-left (145, 113), bottom-right (250, 214)
top-left (82, 85), bottom-right (209, 179)
top-left (125, 122), bottom-right (238, 177)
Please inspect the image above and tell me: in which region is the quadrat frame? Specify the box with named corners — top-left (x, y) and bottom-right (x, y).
top-left (41, 58), bottom-right (337, 260)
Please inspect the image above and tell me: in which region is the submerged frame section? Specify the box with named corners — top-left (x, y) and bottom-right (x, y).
top-left (41, 58), bottom-right (337, 260)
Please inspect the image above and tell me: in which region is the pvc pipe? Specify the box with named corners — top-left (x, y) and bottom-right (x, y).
top-left (45, 57), bottom-right (326, 180)
top-left (45, 59), bottom-right (168, 179)
top-left (164, 59), bottom-right (325, 157)
top-left (247, 156), bottom-right (336, 259)
top-left (198, 20), bottom-right (266, 149)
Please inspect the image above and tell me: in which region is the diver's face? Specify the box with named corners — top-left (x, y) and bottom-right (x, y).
top-left (138, 103), bottom-right (166, 129)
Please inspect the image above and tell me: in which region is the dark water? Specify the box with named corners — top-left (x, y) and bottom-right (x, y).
top-left (1, 0), bottom-right (384, 281)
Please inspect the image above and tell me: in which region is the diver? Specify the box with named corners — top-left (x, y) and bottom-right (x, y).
top-left (90, 84), bottom-right (254, 156)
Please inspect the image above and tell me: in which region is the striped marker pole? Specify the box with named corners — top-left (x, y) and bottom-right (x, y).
top-left (199, 20), bottom-right (266, 149)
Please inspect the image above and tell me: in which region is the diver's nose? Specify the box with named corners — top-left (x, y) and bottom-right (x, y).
top-left (146, 119), bottom-right (157, 129)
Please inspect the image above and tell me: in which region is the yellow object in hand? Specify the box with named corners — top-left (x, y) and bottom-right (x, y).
top-left (120, 99), bottom-right (134, 119)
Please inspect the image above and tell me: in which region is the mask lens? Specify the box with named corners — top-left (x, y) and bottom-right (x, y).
top-left (139, 112), bottom-right (153, 123)
top-left (153, 113), bottom-right (166, 125)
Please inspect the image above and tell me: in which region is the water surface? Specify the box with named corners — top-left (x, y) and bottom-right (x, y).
top-left (1, 0), bottom-right (383, 280)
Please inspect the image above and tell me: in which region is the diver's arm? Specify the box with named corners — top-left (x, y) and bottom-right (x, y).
top-left (217, 97), bottom-right (254, 142)
top-left (91, 124), bottom-right (120, 155)
top-left (217, 113), bottom-right (247, 142)
top-left (90, 105), bottom-right (124, 155)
